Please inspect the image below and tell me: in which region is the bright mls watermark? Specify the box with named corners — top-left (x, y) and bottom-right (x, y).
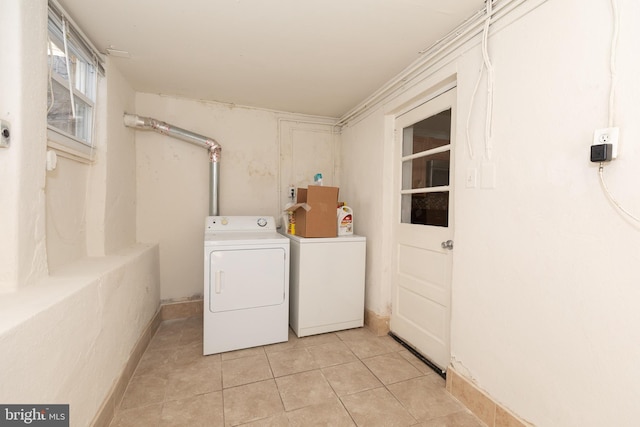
top-left (0, 405), bottom-right (68, 426)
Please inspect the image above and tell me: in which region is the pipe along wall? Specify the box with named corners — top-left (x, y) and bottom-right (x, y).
top-left (123, 114), bottom-right (222, 216)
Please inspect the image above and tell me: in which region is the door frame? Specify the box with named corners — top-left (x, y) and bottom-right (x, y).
top-left (388, 84), bottom-right (457, 372)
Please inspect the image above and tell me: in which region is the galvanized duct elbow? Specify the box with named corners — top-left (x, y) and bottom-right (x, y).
top-left (124, 113), bottom-right (222, 216)
top-left (123, 114), bottom-right (221, 162)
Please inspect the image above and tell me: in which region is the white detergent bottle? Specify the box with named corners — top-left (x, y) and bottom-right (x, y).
top-left (337, 205), bottom-right (353, 235)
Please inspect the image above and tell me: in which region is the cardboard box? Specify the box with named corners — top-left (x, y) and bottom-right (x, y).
top-left (285, 186), bottom-right (339, 237)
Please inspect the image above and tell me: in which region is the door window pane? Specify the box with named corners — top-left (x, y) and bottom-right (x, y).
top-left (401, 192), bottom-right (449, 227)
top-left (400, 107), bottom-right (451, 227)
top-left (401, 152), bottom-right (450, 190)
top-left (402, 109), bottom-right (451, 156)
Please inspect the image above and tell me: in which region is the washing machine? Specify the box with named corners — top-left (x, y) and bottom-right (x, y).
top-left (203, 216), bottom-right (290, 355)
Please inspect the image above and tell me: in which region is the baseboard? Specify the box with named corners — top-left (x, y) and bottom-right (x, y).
top-left (161, 299), bottom-right (203, 320)
top-left (364, 309), bottom-right (390, 336)
top-left (90, 308), bottom-right (162, 427)
top-left (446, 368), bottom-right (532, 427)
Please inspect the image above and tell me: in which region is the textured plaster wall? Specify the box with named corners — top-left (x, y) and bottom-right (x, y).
top-left (46, 157), bottom-right (89, 270)
top-left (340, 109), bottom-right (392, 316)
top-left (0, 0), bottom-right (49, 292)
top-left (104, 63), bottom-right (137, 254)
top-left (0, 245), bottom-right (160, 427)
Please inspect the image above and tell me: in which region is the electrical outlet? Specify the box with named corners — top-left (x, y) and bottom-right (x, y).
top-left (593, 127), bottom-right (619, 159)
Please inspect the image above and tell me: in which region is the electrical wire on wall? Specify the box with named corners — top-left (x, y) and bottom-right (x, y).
top-left (598, 0), bottom-right (640, 225)
top-left (607, 0), bottom-right (619, 129)
top-left (598, 164), bottom-right (640, 223)
top-left (465, 0), bottom-right (495, 160)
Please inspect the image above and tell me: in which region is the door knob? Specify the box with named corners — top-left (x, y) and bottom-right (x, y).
top-left (441, 240), bottom-right (454, 250)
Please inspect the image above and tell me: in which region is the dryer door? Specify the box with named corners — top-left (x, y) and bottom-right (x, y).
top-left (208, 247), bottom-right (286, 312)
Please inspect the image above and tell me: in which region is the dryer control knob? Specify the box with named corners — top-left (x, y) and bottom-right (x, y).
top-left (257, 218), bottom-right (267, 227)
top-left (221, 218), bottom-right (228, 225)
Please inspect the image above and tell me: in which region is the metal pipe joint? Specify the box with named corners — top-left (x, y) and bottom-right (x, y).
top-left (123, 113), bottom-right (222, 215)
top-left (123, 113), bottom-right (221, 163)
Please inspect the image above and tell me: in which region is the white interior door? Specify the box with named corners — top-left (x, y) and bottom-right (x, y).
top-left (390, 88), bottom-right (456, 372)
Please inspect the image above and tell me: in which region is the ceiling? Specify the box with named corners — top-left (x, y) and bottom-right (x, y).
top-left (58, 0), bottom-right (484, 118)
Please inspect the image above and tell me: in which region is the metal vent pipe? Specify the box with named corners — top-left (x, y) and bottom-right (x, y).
top-left (123, 114), bottom-right (222, 216)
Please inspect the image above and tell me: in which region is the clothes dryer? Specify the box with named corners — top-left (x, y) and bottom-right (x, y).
top-left (203, 216), bottom-right (289, 355)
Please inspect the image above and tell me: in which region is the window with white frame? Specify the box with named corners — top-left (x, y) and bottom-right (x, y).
top-left (47, 1), bottom-right (104, 158)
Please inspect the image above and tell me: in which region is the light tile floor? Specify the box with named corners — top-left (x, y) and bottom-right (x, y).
top-left (110, 317), bottom-right (484, 427)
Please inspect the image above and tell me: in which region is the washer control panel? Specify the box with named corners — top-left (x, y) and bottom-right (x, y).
top-left (205, 216), bottom-right (275, 233)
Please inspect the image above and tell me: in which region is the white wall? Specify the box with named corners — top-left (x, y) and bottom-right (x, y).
top-left (340, 109), bottom-right (392, 315)
top-left (135, 93), bottom-right (338, 301)
top-left (0, 0), bottom-right (49, 292)
top-left (341, 0), bottom-right (640, 425)
top-left (46, 157), bottom-right (90, 269)
top-left (103, 61), bottom-right (138, 253)
top-left (0, 2), bottom-right (161, 426)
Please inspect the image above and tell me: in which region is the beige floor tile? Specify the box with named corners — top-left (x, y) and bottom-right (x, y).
top-left (264, 332), bottom-right (305, 355)
top-left (165, 362), bottom-right (222, 401)
top-left (158, 318), bottom-right (189, 334)
top-left (148, 327), bottom-right (183, 350)
top-left (120, 375), bottom-right (167, 410)
top-left (287, 398), bottom-right (356, 427)
top-left (134, 347), bottom-right (178, 379)
top-left (274, 370), bottom-right (337, 411)
top-left (222, 353), bottom-right (273, 388)
top-left (296, 332), bottom-right (341, 348)
top-left (398, 350), bottom-right (436, 376)
top-left (179, 316), bottom-right (203, 329)
top-left (388, 376), bottom-right (463, 422)
top-left (188, 354), bottom-right (224, 372)
top-left (267, 348), bottom-right (317, 377)
top-left (341, 387), bottom-right (417, 427)
top-left (180, 327), bottom-right (203, 346)
top-left (341, 336), bottom-right (395, 359)
top-left (223, 379), bottom-right (284, 426)
top-left (416, 411), bottom-right (485, 427)
top-left (379, 335), bottom-right (406, 352)
top-left (160, 391), bottom-right (224, 427)
top-left (362, 352), bottom-right (424, 385)
top-left (335, 328), bottom-right (376, 342)
top-left (116, 321), bottom-right (477, 427)
top-left (222, 346), bottom-right (266, 361)
top-left (110, 403), bottom-right (162, 427)
top-left (322, 361), bottom-right (383, 397)
top-left (240, 413), bottom-right (291, 426)
top-left (154, 319), bottom-right (194, 342)
top-left (307, 341), bottom-right (358, 368)
top-left (171, 342), bottom-right (220, 370)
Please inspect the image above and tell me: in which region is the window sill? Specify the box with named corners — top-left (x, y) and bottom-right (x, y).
top-left (47, 127), bottom-right (95, 164)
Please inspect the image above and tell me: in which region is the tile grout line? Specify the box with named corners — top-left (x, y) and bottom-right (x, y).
top-left (114, 320), bottom-right (471, 427)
